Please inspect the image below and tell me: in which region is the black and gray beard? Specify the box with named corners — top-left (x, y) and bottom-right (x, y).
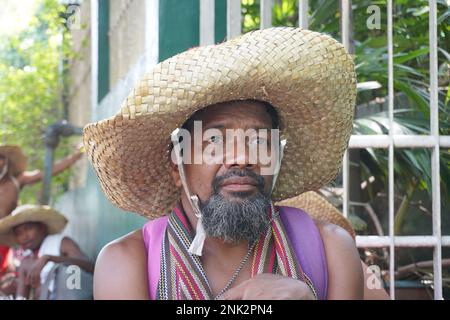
top-left (199, 169), bottom-right (271, 244)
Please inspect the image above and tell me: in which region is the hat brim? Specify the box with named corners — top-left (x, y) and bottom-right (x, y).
top-left (0, 206), bottom-right (67, 247)
top-left (0, 145), bottom-right (27, 177)
top-left (83, 27), bottom-right (356, 219)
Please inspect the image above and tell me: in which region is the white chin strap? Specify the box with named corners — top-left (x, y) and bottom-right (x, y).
top-left (0, 158), bottom-right (8, 181)
top-left (171, 129), bottom-right (206, 256)
top-left (271, 139), bottom-right (287, 193)
top-left (170, 128), bottom-right (287, 256)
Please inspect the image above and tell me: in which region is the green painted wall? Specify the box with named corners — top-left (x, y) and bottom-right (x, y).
top-left (215, 0), bottom-right (227, 43)
top-left (97, 0), bottom-right (110, 103)
top-left (158, 0), bottom-right (227, 61)
top-left (158, 0), bottom-right (199, 61)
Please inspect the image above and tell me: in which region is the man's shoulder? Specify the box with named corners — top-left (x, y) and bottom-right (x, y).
top-left (94, 229), bottom-right (149, 299)
top-left (314, 220), bottom-right (355, 249)
top-left (279, 206), bottom-right (354, 245)
top-left (96, 229), bottom-right (146, 271)
top-left (99, 229), bottom-right (145, 260)
top-left (314, 221), bottom-right (363, 299)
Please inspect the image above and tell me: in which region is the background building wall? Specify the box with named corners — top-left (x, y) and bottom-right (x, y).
top-left (68, 0), bottom-right (92, 191)
top-left (109, 0), bottom-right (146, 88)
top-left (60, 0), bottom-right (149, 259)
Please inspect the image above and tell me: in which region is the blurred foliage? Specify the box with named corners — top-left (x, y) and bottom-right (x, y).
top-left (348, 0), bottom-right (449, 238)
top-left (0, 0), bottom-right (76, 205)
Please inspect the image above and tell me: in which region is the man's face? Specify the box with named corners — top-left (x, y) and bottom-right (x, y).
top-left (13, 222), bottom-right (47, 250)
top-left (171, 101), bottom-right (279, 243)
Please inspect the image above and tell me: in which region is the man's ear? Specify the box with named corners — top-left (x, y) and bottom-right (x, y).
top-left (170, 161), bottom-right (182, 188)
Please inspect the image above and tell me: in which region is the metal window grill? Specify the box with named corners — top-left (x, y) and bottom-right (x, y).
top-left (199, 0), bottom-right (448, 300)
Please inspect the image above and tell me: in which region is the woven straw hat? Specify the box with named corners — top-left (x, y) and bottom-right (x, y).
top-left (0, 205), bottom-right (68, 247)
top-left (83, 27), bottom-right (356, 219)
top-left (276, 191), bottom-right (356, 239)
top-left (0, 145), bottom-right (27, 177)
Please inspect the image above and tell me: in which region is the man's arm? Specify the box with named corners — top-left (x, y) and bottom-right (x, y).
top-left (56, 237), bottom-right (95, 273)
top-left (26, 237), bottom-right (95, 288)
top-left (94, 230), bottom-right (149, 300)
top-left (15, 257), bottom-right (35, 299)
top-left (18, 151), bottom-right (83, 186)
top-left (361, 261), bottom-right (390, 300)
top-left (318, 222), bottom-right (364, 299)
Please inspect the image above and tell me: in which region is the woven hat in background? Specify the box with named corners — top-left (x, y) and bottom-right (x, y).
top-left (0, 145), bottom-right (27, 177)
top-left (83, 27), bottom-right (357, 219)
top-left (276, 191), bottom-right (356, 239)
top-left (0, 205), bottom-right (68, 247)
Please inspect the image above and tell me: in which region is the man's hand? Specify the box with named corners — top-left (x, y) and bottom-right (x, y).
top-left (26, 255), bottom-right (49, 288)
top-left (221, 274), bottom-right (316, 300)
top-left (0, 272), bottom-right (17, 296)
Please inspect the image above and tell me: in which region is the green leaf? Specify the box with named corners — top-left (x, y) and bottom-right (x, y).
top-left (394, 47), bottom-right (429, 64)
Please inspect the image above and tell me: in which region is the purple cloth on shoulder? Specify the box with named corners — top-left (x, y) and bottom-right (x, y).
top-left (279, 206), bottom-right (328, 300)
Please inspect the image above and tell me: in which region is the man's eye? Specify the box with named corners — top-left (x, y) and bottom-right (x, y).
top-left (249, 137), bottom-right (267, 145)
top-left (208, 135), bottom-right (223, 144)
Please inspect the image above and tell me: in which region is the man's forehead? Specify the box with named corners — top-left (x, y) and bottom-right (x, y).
top-left (193, 101), bottom-right (273, 127)
top-left (14, 221), bottom-right (41, 230)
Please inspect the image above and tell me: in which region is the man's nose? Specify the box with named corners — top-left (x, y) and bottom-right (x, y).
top-left (224, 159), bottom-right (254, 170)
top-left (223, 139), bottom-right (256, 170)
top-left (17, 235), bottom-right (27, 244)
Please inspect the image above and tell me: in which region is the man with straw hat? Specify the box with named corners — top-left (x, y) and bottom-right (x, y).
top-left (86, 27), bottom-right (364, 300)
top-left (0, 205), bottom-right (94, 299)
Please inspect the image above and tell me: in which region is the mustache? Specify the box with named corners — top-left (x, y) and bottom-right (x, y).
top-left (212, 169), bottom-right (266, 193)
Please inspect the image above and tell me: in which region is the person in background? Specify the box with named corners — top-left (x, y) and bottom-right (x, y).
top-left (0, 144), bottom-right (84, 294)
top-left (0, 205), bottom-right (94, 299)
